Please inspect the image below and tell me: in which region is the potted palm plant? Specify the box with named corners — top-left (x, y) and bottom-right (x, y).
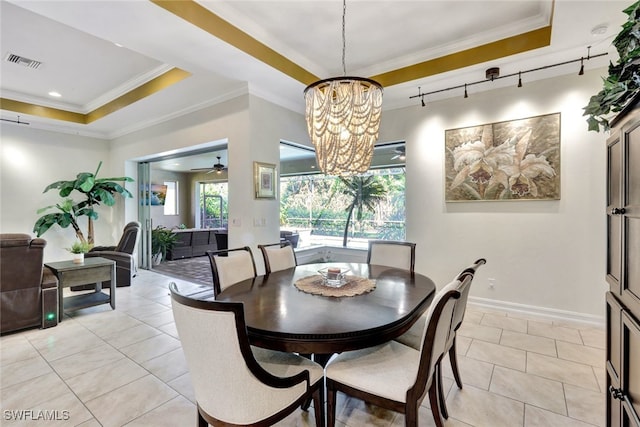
top-left (151, 226), bottom-right (178, 265)
top-left (33, 161), bottom-right (134, 245)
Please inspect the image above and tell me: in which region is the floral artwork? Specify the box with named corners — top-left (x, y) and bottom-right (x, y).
top-left (445, 113), bottom-right (560, 201)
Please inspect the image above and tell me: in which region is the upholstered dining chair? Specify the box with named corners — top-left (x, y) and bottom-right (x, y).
top-left (325, 276), bottom-right (467, 427)
top-left (258, 241), bottom-right (297, 275)
top-left (206, 246), bottom-right (257, 297)
top-left (169, 282), bottom-right (325, 427)
top-left (367, 240), bottom-right (416, 273)
top-left (393, 258), bottom-right (486, 421)
top-left (444, 258), bottom-right (486, 386)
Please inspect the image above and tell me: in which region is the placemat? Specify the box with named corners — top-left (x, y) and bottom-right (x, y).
top-left (294, 274), bottom-right (376, 297)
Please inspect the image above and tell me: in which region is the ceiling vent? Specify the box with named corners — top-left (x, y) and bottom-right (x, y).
top-left (5, 53), bottom-right (42, 69)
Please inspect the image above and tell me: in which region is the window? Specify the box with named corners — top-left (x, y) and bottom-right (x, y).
top-left (163, 181), bottom-right (178, 215)
top-left (198, 182), bottom-right (228, 229)
top-left (279, 141), bottom-right (406, 248)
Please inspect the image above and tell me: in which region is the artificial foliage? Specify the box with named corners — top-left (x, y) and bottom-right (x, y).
top-left (584, 1), bottom-right (640, 132)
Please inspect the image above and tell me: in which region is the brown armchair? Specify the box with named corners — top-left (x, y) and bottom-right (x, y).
top-left (84, 221), bottom-right (140, 288)
top-left (0, 234), bottom-right (58, 334)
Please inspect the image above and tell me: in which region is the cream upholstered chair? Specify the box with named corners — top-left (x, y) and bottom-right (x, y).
top-left (169, 283), bottom-right (325, 427)
top-left (325, 276), bottom-right (467, 427)
top-left (258, 242), bottom-right (297, 274)
top-left (393, 258), bottom-right (486, 421)
top-left (444, 259), bottom-right (486, 387)
top-left (367, 240), bottom-right (416, 273)
top-left (206, 246), bottom-right (257, 297)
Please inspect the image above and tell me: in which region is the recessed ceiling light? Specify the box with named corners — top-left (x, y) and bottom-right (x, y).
top-left (114, 42), bottom-right (124, 48)
top-left (48, 91), bottom-right (61, 97)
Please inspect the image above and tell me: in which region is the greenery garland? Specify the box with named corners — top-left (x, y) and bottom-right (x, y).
top-left (583, 1), bottom-right (640, 132)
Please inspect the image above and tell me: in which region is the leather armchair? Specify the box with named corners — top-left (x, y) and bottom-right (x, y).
top-left (0, 234), bottom-right (58, 334)
top-left (85, 221), bottom-right (141, 288)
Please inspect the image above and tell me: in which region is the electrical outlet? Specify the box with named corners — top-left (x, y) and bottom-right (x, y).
top-left (488, 278), bottom-right (496, 289)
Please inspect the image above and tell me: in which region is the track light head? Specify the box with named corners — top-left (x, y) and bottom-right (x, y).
top-left (421, 97), bottom-right (426, 107)
top-left (578, 58), bottom-right (584, 75)
top-left (518, 72), bottom-right (523, 88)
top-left (464, 84), bottom-right (468, 98)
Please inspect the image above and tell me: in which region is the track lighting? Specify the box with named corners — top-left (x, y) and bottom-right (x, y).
top-left (410, 48), bottom-right (606, 106)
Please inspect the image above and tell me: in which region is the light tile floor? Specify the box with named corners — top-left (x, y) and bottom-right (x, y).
top-left (0, 269), bottom-right (606, 426)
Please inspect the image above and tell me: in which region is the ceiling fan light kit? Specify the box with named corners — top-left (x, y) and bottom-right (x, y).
top-left (304, 0), bottom-right (383, 176)
top-left (190, 155), bottom-right (226, 174)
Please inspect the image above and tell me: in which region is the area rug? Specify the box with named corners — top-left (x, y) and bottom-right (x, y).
top-left (152, 256), bottom-right (212, 286)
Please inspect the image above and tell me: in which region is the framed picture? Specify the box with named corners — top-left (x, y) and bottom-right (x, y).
top-left (445, 112), bottom-right (561, 201)
top-left (140, 184), bottom-right (167, 205)
top-left (254, 162), bottom-right (277, 199)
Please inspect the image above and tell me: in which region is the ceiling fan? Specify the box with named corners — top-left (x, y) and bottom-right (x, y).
top-left (191, 156), bottom-right (227, 174)
top-left (391, 146), bottom-right (406, 161)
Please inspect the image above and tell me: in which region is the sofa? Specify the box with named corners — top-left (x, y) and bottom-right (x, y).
top-left (167, 228), bottom-right (227, 260)
top-left (280, 230), bottom-right (300, 248)
top-left (0, 234), bottom-right (58, 334)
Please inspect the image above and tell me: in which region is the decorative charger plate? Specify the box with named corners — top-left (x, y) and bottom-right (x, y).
top-left (294, 274), bottom-right (376, 297)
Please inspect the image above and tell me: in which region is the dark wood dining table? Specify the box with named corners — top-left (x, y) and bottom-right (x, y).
top-left (208, 262), bottom-right (436, 364)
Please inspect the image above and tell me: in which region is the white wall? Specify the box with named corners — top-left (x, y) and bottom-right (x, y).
top-left (0, 68), bottom-right (609, 320)
top-left (109, 93), bottom-right (309, 275)
top-left (0, 125), bottom-right (116, 261)
top-left (380, 68), bottom-right (607, 319)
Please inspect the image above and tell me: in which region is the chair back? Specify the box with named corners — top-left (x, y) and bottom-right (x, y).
top-left (169, 283), bottom-right (309, 425)
top-left (259, 242), bottom-right (297, 274)
top-left (114, 221), bottom-right (141, 254)
top-left (367, 240), bottom-right (416, 272)
top-left (410, 277), bottom-right (465, 400)
top-left (207, 246), bottom-right (257, 296)
top-left (0, 234), bottom-right (46, 290)
top-left (0, 234), bottom-right (47, 333)
top-left (452, 258), bottom-right (486, 331)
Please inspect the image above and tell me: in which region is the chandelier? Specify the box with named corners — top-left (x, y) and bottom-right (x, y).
top-left (304, 0), bottom-right (383, 176)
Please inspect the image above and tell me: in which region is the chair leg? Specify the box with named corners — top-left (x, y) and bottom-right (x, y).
top-left (405, 402), bottom-right (419, 427)
top-left (436, 362), bottom-right (449, 419)
top-left (312, 383), bottom-right (325, 427)
top-left (327, 381), bottom-right (337, 427)
top-left (449, 336), bottom-right (463, 388)
top-left (300, 353), bottom-right (313, 410)
top-left (428, 379), bottom-right (445, 427)
top-left (197, 409), bottom-right (207, 427)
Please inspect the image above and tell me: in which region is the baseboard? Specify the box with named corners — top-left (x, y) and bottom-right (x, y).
top-left (468, 296), bottom-right (605, 328)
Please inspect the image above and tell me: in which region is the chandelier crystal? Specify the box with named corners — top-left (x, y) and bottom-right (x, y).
top-left (304, 77), bottom-right (383, 175)
top-left (303, 0), bottom-right (383, 176)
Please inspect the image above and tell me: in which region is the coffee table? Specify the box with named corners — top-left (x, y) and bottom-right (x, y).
top-left (45, 257), bottom-right (116, 321)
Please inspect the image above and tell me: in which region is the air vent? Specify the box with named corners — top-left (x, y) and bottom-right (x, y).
top-left (5, 53), bottom-right (42, 69)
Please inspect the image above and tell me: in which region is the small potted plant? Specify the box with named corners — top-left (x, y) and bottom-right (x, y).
top-left (151, 226), bottom-right (178, 265)
top-left (68, 240), bottom-right (92, 264)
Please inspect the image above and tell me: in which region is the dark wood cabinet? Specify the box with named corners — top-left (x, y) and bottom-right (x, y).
top-left (606, 93), bottom-right (640, 427)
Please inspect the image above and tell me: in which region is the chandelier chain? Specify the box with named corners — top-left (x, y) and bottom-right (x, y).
top-left (342, 0), bottom-right (346, 76)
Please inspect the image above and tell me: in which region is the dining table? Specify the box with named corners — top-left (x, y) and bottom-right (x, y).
top-left (188, 262), bottom-right (437, 365)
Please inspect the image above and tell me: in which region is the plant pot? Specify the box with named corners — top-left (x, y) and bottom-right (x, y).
top-left (72, 253), bottom-right (84, 264)
top-left (152, 253), bottom-right (163, 266)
